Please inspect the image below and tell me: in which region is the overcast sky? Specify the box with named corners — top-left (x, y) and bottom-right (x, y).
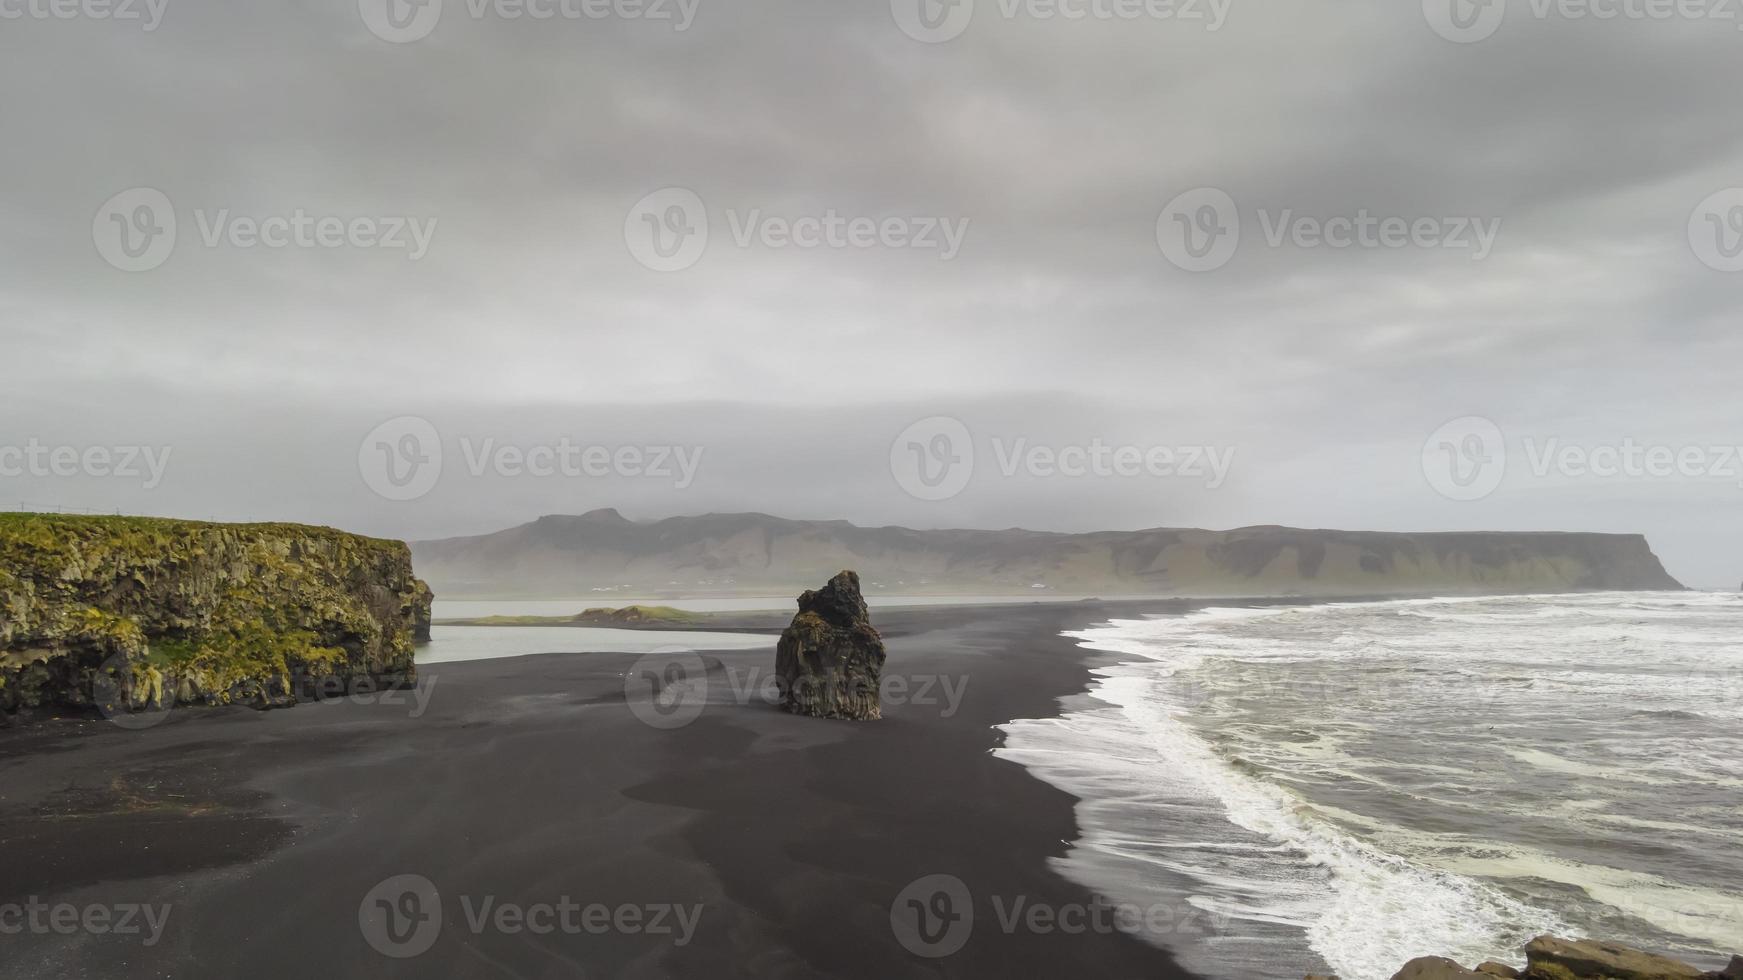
top-left (2, 0), bottom-right (1741, 587)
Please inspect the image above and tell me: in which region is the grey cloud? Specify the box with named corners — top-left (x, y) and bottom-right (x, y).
top-left (1, 0), bottom-right (1739, 588)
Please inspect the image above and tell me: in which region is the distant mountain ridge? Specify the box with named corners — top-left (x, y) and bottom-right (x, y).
top-left (410, 510), bottom-right (1684, 598)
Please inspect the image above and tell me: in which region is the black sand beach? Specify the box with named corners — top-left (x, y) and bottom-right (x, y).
top-left (0, 603), bottom-right (1198, 980)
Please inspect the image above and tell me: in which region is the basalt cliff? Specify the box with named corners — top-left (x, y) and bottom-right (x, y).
top-left (0, 514), bottom-right (433, 727)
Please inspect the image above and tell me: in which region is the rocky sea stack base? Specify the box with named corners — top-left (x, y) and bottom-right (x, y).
top-left (0, 514), bottom-right (433, 726)
top-left (1317, 935), bottom-right (1743, 980)
top-left (774, 569), bottom-right (886, 720)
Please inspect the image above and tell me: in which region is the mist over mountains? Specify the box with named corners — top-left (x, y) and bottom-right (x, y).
top-left (411, 510), bottom-right (1683, 598)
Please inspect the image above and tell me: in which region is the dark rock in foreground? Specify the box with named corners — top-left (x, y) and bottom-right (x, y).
top-left (1526, 935), bottom-right (1704, 979)
top-left (1316, 934), bottom-right (1738, 980)
top-left (0, 514), bottom-right (433, 726)
top-left (774, 570), bottom-right (885, 721)
top-left (1387, 958), bottom-right (1486, 979)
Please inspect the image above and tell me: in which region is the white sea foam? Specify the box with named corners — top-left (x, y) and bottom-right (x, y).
top-left (999, 592), bottom-right (1743, 980)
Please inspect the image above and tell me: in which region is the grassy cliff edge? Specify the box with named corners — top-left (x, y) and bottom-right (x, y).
top-left (0, 514), bottom-right (433, 726)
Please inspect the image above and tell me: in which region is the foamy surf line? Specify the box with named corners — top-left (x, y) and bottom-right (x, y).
top-left (996, 594), bottom-right (1743, 980)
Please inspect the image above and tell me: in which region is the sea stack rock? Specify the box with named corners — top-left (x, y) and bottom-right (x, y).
top-left (775, 570), bottom-right (886, 720)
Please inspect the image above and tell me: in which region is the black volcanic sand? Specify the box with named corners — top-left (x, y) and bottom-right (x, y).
top-left (0, 603), bottom-right (1201, 980)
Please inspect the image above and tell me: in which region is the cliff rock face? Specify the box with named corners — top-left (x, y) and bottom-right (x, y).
top-left (0, 514), bottom-right (433, 726)
top-left (774, 570), bottom-right (885, 721)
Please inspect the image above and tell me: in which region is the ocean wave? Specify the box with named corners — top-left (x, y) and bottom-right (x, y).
top-left (1626, 709), bottom-right (1712, 722)
top-left (999, 591), bottom-right (1743, 980)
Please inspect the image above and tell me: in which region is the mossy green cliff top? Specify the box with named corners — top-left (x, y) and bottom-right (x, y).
top-left (0, 514), bottom-right (433, 725)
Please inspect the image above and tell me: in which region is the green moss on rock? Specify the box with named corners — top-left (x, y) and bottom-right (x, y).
top-left (0, 513), bottom-right (433, 724)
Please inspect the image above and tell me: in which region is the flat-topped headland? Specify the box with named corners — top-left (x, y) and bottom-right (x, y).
top-left (0, 513), bottom-right (432, 727)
